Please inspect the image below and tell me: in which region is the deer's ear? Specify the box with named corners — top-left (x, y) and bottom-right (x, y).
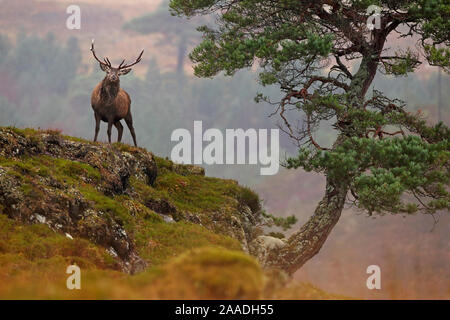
top-left (99, 63), bottom-right (110, 72)
top-left (119, 68), bottom-right (132, 76)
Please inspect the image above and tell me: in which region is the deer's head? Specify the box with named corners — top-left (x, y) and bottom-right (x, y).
top-left (90, 39), bottom-right (144, 83)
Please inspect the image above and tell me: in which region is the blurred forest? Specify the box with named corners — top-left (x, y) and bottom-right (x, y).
top-left (0, 0), bottom-right (448, 299)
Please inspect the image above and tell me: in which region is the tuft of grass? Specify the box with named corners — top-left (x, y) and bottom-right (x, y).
top-left (6, 126), bottom-right (41, 137)
top-left (79, 186), bottom-right (133, 229)
top-left (53, 158), bottom-right (101, 182)
top-left (0, 155), bottom-right (101, 186)
top-left (63, 135), bottom-right (95, 144)
top-left (0, 214), bottom-right (119, 270)
top-left (112, 142), bottom-right (148, 155)
top-left (267, 232), bottom-right (285, 239)
top-left (43, 128), bottom-right (62, 135)
top-left (140, 247), bottom-right (265, 299)
top-left (155, 172), bottom-right (239, 213)
top-left (19, 183), bottom-right (44, 200)
top-left (134, 220), bottom-right (242, 267)
top-left (236, 186), bottom-right (262, 213)
top-left (0, 157), bottom-right (37, 177)
top-left (262, 211), bottom-right (298, 231)
top-left (154, 156), bottom-right (174, 173)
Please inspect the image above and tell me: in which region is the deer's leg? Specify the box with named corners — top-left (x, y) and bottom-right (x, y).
top-left (94, 113), bottom-right (101, 142)
top-left (107, 120), bottom-right (113, 144)
top-left (125, 114), bottom-right (137, 147)
top-left (114, 121), bottom-right (124, 143)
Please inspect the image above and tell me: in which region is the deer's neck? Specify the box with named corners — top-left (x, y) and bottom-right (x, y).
top-left (100, 78), bottom-right (120, 104)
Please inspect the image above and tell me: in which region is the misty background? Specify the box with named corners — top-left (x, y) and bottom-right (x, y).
top-left (0, 0), bottom-right (449, 298)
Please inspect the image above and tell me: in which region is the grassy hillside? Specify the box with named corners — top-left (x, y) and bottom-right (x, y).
top-left (0, 127), bottom-right (347, 299)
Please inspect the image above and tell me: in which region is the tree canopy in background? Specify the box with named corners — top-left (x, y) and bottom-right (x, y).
top-left (124, 0), bottom-right (206, 76)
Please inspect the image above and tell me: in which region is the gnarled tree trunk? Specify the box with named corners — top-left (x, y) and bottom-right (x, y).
top-left (263, 177), bottom-right (349, 275)
top-left (251, 43), bottom-right (381, 275)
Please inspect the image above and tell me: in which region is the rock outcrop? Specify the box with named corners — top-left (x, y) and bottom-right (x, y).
top-left (249, 235), bottom-right (287, 266)
top-left (0, 127), bottom-right (265, 274)
top-left (0, 128), bottom-right (158, 273)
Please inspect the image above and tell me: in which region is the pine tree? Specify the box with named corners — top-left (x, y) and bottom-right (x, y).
top-left (170, 0), bottom-right (450, 274)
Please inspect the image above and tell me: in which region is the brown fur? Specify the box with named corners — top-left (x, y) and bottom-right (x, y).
top-left (90, 40), bottom-right (143, 147)
top-left (91, 71), bottom-right (137, 147)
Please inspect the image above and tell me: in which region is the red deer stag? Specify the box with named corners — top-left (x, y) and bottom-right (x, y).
top-left (90, 39), bottom-right (143, 147)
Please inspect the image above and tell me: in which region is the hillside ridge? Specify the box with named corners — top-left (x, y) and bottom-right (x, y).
top-left (0, 126), bottom-right (349, 299)
top-left (0, 127), bottom-right (266, 273)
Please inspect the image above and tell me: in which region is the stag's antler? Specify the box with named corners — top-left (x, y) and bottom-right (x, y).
top-left (90, 39), bottom-right (111, 68)
top-left (118, 49), bottom-right (144, 70)
top-left (91, 39), bottom-right (144, 69)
